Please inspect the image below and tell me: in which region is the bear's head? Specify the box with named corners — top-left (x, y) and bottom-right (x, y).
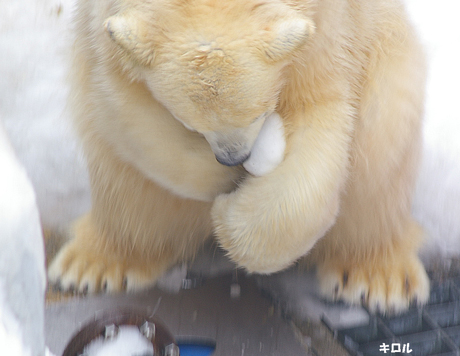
top-left (105, 0), bottom-right (314, 166)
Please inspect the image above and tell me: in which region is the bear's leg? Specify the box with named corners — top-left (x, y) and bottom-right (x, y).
top-left (310, 27), bottom-right (429, 313)
top-left (212, 98), bottom-right (355, 274)
top-left (314, 220), bottom-right (430, 314)
top-left (48, 136), bottom-right (213, 293)
top-left (312, 149), bottom-right (431, 312)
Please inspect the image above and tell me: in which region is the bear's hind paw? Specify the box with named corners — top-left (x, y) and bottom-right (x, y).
top-left (317, 254), bottom-right (430, 314)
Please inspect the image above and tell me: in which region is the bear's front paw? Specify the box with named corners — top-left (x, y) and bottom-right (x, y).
top-left (47, 216), bottom-right (173, 294)
top-left (317, 253), bottom-right (430, 314)
top-left (212, 193), bottom-right (252, 267)
top-left (212, 192), bottom-right (294, 274)
top-left (48, 238), bottom-right (165, 294)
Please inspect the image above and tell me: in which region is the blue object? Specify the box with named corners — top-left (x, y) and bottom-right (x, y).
top-left (177, 340), bottom-right (216, 356)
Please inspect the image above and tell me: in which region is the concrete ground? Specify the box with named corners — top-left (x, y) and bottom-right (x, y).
top-left (45, 236), bottom-right (350, 356)
top-left (46, 273), bottom-right (310, 355)
top-left (45, 234), bottom-right (460, 356)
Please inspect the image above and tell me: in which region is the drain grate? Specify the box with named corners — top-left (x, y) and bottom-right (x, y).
top-left (324, 277), bottom-right (460, 356)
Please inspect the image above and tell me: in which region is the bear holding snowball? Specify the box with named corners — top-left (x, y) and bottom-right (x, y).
top-left (49, 0), bottom-right (429, 313)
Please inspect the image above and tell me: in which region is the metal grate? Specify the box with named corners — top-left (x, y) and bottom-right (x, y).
top-left (325, 278), bottom-right (460, 356)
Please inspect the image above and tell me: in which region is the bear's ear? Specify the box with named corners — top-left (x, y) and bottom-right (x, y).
top-left (262, 18), bottom-right (314, 61)
top-left (104, 11), bottom-right (154, 65)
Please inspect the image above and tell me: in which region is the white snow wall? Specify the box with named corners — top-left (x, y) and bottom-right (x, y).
top-left (0, 0), bottom-right (91, 229)
top-left (0, 123), bottom-right (46, 356)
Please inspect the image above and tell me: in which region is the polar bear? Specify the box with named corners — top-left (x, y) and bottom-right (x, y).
top-left (48, 0), bottom-right (429, 313)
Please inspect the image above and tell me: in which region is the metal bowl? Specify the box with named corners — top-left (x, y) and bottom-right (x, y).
top-left (61, 309), bottom-right (179, 356)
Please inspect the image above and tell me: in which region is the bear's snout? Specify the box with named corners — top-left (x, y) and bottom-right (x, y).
top-left (215, 151), bottom-right (251, 167)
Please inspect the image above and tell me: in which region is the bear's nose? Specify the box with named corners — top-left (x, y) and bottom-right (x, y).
top-left (215, 151), bottom-right (251, 167)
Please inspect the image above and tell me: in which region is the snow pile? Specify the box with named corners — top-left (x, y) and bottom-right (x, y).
top-left (0, 0), bottom-right (91, 229)
top-left (0, 123), bottom-right (46, 356)
top-left (0, 284), bottom-right (32, 356)
top-left (405, 0), bottom-right (460, 259)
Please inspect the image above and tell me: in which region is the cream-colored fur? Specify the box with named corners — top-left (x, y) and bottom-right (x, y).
top-left (48, 0), bottom-right (429, 312)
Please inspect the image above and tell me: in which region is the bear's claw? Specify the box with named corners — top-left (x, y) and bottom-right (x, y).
top-left (48, 238), bottom-right (168, 294)
top-left (317, 254), bottom-right (430, 314)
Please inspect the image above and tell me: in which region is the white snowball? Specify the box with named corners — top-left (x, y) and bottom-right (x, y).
top-left (243, 112), bottom-right (286, 176)
top-left (84, 326), bottom-right (154, 356)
